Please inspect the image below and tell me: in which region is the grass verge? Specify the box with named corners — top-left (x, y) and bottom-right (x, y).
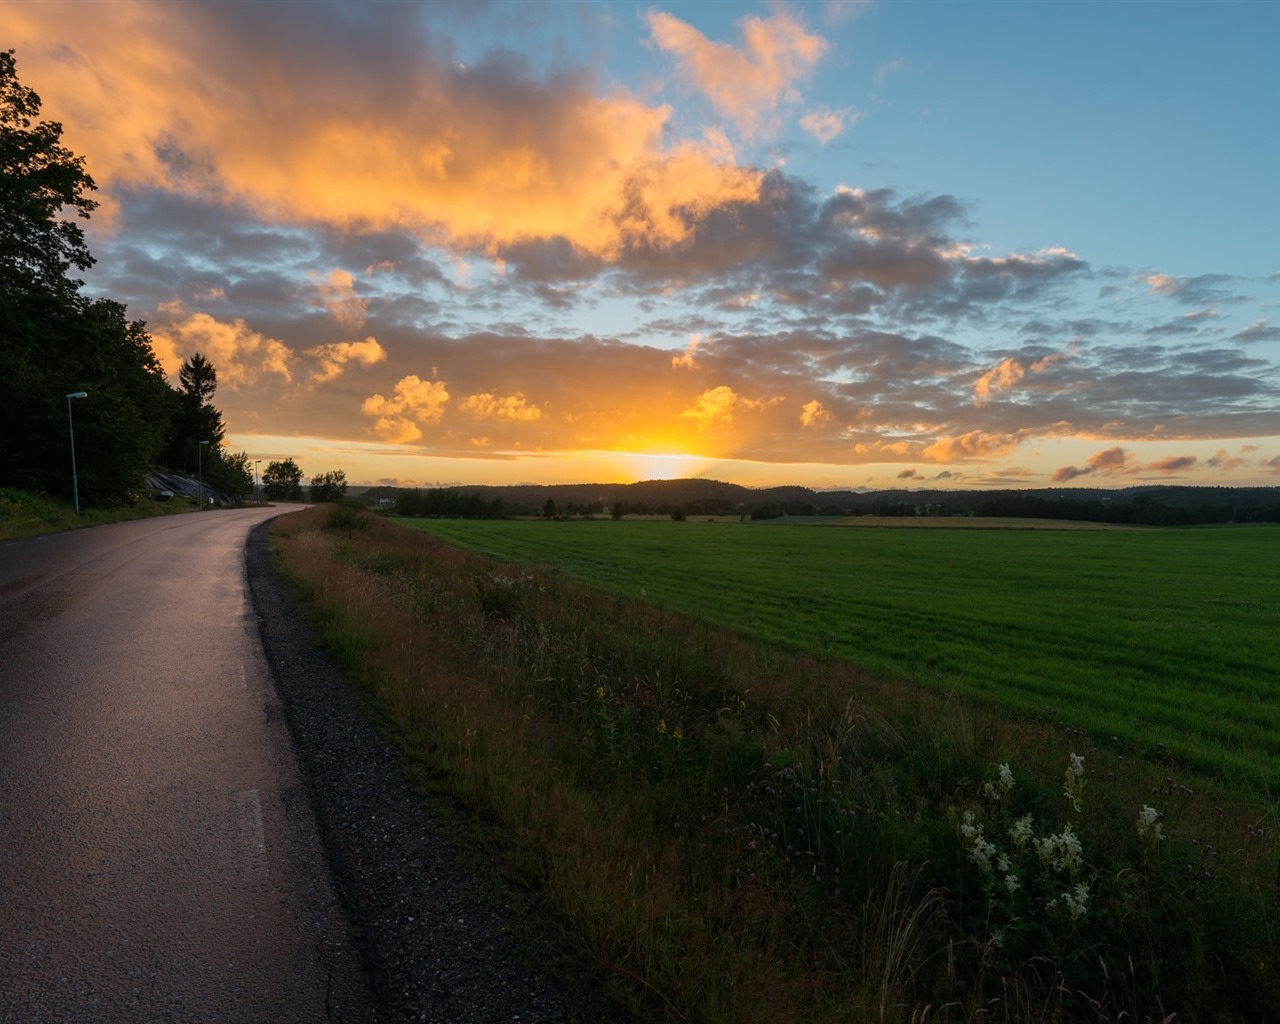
top-left (0, 486), bottom-right (202, 541)
top-left (271, 506), bottom-right (1279, 1023)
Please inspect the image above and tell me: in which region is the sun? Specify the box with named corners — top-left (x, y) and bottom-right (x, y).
top-left (615, 451), bottom-right (713, 482)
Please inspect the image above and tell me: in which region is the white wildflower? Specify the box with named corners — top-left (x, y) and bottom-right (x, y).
top-left (1061, 880), bottom-right (1090, 920)
top-left (1035, 825), bottom-right (1083, 875)
top-left (1004, 873), bottom-right (1021, 894)
top-left (1136, 805), bottom-right (1164, 840)
top-left (1063, 752), bottom-right (1085, 812)
top-left (970, 835), bottom-right (997, 873)
top-left (960, 810), bottom-right (978, 840)
top-left (1009, 813), bottom-right (1034, 848)
top-left (990, 928), bottom-right (1004, 949)
top-left (998, 762), bottom-right (1015, 793)
top-left (996, 854), bottom-right (1011, 874)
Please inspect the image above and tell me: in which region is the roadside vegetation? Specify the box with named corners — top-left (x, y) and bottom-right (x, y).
top-left (0, 486), bottom-right (203, 542)
top-left (272, 505), bottom-right (1279, 1023)
top-left (405, 516), bottom-right (1280, 793)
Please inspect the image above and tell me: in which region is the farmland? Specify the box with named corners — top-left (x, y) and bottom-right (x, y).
top-left (402, 517), bottom-right (1280, 792)
top-left (275, 506), bottom-right (1279, 1021)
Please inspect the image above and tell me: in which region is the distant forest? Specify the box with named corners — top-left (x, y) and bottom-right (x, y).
top-left (361, 479), bottom-right (1280, 526)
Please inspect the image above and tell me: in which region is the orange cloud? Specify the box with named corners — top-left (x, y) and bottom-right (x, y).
top-left (671, 335), bottom-right (705, 370)
top-left (799, 399), bottom-right (832, 428)
top-left (151, 311), bottom-right (294, 387)
top-left (1147, 455), bottom-right (1197, 474)
top-left (306, 337), bottom-right (387, 384)
top-left (461, 392), bottom-right (543, 422)
top-left (679, 385), bottom-right (778, 431)
top-left (921, 431), bottom-right (1020, 463)
top-left (313, 270), bottom-right (367, 330)
top-left (361, 375), bottom-right (450, 443)
top-left (1052, 446), bottom-right (1139, 482)
top-left (646, 9), bottom-right (828, 137)
top-left (973, 357), bottom-right (1026, 406)
top-left (9, 3), bottom-right (762, 259)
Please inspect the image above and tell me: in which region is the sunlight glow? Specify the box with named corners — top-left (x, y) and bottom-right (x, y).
top-left (614, 451), bottom-right (715, 483)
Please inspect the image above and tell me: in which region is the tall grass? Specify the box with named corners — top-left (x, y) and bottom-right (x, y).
top-left (0, 486), bottom-right (200, 540)
top-left (272, 506), bottom-right (1279, 1023)
top-left (404, 518), bottom-right (1280, 793)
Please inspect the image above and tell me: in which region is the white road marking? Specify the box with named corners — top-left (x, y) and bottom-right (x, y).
top-left (237, 788), bottom-right (267, 877)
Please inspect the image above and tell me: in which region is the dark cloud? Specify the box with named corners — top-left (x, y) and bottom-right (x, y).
top-left (1232, 319), bottom-right (1280, 344)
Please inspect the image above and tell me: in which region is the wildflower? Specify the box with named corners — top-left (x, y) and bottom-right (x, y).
top-left (970, 835), bottom-right (997, 873)
top-left (1063, 752), bottom-right (1086, 812)
top-left (996, 854), bottom-right (1011, 874)
top-left (595, 686), bottom-right (605, 700)
top-left (1136, 805), bottom-right (1164, 840)
top-left (1035, 825), bottom-right (1083, 875)
top-left (1061, 881), bottom-right (1089, 920)
top-left (1009, 813), bottom-right (1034, 848)
top-left (673, 725), bottom-right (684, 742)
top-left (998, 762), bottom-right (1015, 793)
top-left (960, 810), bottom-right (979, 841)
top-left (990, 928), bottom-right (1004, 949)
top-left (1004, 873), bottom-right (1021, 895)
top-left (657, 718), bottom-right (667, 735)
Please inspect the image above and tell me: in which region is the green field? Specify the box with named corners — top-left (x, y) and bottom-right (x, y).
top-left (402, 517), bottom-right (1280, 791)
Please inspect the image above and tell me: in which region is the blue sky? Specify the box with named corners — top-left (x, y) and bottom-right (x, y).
top-left (10, 0), bottom-right (1280, 489)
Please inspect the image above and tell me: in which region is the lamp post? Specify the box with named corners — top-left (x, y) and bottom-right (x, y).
top-left (66, 391), bottom-right (88, 515)
top-left (198, 439), bottom-right (210, 509)
top-left (254, 459), bottom-right (261, 505)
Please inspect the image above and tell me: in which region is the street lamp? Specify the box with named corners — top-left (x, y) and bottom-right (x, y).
top-left (198, 439), bottom-right (210, 510)
top-left (254, 459), bottom-right (261, 505)
top-left (66, 391), bottom-right (87, 515)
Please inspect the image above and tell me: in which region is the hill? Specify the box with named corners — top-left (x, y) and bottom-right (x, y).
top-left (356, 479), bottom-right (1280, 526)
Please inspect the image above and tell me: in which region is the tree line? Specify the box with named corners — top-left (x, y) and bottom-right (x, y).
top-left (0, 51), bottom-right (349, 510)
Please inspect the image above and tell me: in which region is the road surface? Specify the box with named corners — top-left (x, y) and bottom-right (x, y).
top-left (0, 508), bottom-right (374, 1023)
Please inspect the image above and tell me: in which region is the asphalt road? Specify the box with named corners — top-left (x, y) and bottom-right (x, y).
top-left (0, 508), bottom-right (375, 1023)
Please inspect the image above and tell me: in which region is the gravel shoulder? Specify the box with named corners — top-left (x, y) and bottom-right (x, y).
top-left (245, 521), bottom-right (636, 1024)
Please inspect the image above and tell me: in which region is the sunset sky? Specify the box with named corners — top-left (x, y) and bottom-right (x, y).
top-left (10, 0), bottom-right (1280, 490)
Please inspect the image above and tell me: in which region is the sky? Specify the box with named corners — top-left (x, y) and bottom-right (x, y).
top-left (9, 0), bottom-right (1280, 491)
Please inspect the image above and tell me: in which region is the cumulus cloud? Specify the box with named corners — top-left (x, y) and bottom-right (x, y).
top-left (671, 335), bottom-right (704, 369)
top-left (313, 270), bottom-right (367, 330)
top-left (11, 1), bottom-right (762, 259)
top-left (1052, 446), bottom-right (1138, 483)
top-left (1208, 448), bottom-right (1245, 471)
top-left (921, 431), bottom-right (1020, 463)
top-left (460, 392), bottom-right (543, 422)
top-left (151, 310), bottom-right (294, 387)
top-left (973, 357), bottom-right (1026, 406)
top-left (800, 399), bottom-right (832, 428)
top-left (1148, 455), bottom-right (1197, 474)
top-left (680, 385), bottom-right (777, 430)
top-left (361, 375), bottom-right (451, 443)
top-left (646, 8), bottom-right (828, 137)
top-left (306, 337), bottom-right (387, 384)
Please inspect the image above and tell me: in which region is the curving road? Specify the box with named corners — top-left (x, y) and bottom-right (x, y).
top-left (0, 508), bottom-right (374, 1023)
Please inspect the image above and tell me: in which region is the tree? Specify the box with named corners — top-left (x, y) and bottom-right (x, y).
top-left (0, 51), bottom-right (175, 506)
top-left (543, 497), bottom-right (557, 519)
top-left (161, 352), bottom-right (226, 473)
top-left (309, 469), bottom-right (348, 503)
top-left (0, 49), bottom-right (98, 299)
top-left (262, 458), bottom-right (304, 501)
top-left (209, 449), bottom-right (253, 501)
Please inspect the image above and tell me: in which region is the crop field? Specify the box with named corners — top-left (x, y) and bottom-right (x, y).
top-left (402, 517), bottom-right (1280, 792)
